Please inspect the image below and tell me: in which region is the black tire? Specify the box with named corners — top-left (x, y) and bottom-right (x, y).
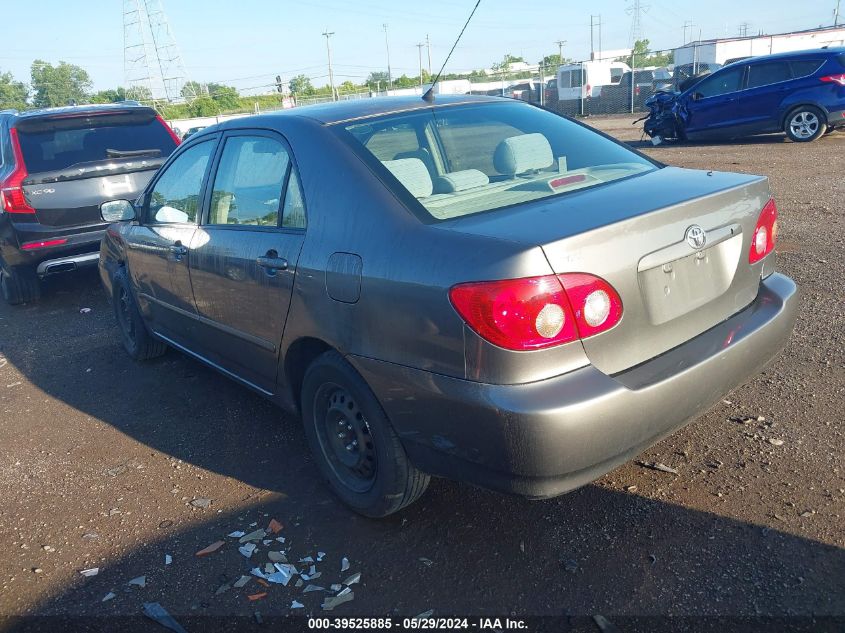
top-left (301, 350), bottom-right (429, 517)
top-left (0, 265), bottom-right (41, 305)
top-left (784, 106), bottom-right (826, 142)
top-left (112, 267), bottom-right (166, 361)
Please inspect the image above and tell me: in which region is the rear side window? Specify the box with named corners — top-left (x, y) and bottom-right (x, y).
top-left (789, 59), bottom-right (824, 78)
top-left (209, 136), bottom-right (289, 227)
top-left (747, 62), bottom-right (792, 88)
top-left (16, 113), bottom-right (177, 174)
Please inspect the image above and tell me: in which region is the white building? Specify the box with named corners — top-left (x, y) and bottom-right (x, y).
top-left (674, 25), bottom-right (845, 66)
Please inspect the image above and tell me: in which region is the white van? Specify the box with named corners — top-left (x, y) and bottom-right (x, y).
top-left (556, 60), bottom-right (631, 102)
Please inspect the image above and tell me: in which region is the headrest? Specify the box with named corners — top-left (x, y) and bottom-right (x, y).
top-left (493, 133), bottom-right (553, 176)
top-left (434, 169), bottom-right (490, 193)
top-left (381, 158), bottom-right (433, 198)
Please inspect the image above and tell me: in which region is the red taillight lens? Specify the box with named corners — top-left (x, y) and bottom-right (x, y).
top-left (0, 128), bottom-right (36, 215)
top-left (449, 273), bottom-right (622, 351)
top-left (820, 74), bottom-right (845, 86)
top-left (156, 115), bottom-right (182, 146)
top-left (20, 238), bottom-right (68, 251)
top-left (749, 198), bottom-right (778, 264)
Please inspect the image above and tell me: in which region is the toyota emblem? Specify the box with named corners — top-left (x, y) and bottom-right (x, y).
top-left (685, 225), bottom-right (706, 250)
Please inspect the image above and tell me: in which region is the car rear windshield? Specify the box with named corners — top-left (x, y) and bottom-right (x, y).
top-left (16, 111), bottom-right (177, 174)
top-left (340, 101), bottom-right (657, 221)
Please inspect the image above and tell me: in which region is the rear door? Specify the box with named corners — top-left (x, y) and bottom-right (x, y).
top-left (186, 130), bottom-right (306, 393)
top-left (124, 137), bottom-right (217, 343)
top-left (684, 64), bottom-right (748, 137)
top-left (16, 109), bottom-right (178, 233)
top-left (739, 61), bottom-right (794, 132)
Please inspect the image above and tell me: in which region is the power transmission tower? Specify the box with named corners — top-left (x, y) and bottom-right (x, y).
top-left (123, 0), bottom-right (195, 105)
top-left (738, 22), bottom-right (750, 37)
top-left (322, 30), bottom-right (336, 101)
top-left (834, 0), bottom-right (841, 25)
top-left (626, 0), bottom-right (649, 48)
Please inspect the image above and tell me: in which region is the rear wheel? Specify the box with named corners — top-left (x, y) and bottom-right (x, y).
top-left (301, 350), bottom-right (429, 517)
top-left (0, 265), bottom-right (41, 305)
top-left (112, 267), bottom-right (166, 360)
top-left (784, 106), bottom-right (826, 142)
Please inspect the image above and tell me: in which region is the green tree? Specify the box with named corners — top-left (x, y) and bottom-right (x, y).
top-left (289, 74), bottom-right (313, 96)
top-left (492, 54), bottom-right (525, 72)
top-left (90, 86), bottom-right (126, 104)
top-left (366, 71), bottom-right (390, 89)
top-left (189, 96), bottom-right (218, 117)
top-left (0, 72), bottom-right (29, 110)
top-left (626, 40), bottom-right (673, 67)
top-left (30, 60), bottom-right (92, 107)
top-left (208, 83), bottom-right (240, 110)
top-left (539, 53), bottom-right (570, 72)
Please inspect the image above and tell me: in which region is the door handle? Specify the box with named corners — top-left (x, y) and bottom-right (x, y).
top-left (256, 256), bottom-right (289, 271)
top-left (169, 242), bottom-right (188, 261)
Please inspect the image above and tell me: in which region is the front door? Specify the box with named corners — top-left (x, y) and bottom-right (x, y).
top-left (187, 131), bottom-right (307, 393)
top-left (125, 137), bottom-right (217, 342)
top-left (683, 64), bottom-right (747, 138)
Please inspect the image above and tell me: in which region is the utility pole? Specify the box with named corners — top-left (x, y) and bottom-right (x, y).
top-left (682, 20), bottom-right (695, 44)
top-left (383, 23), bottom-right (393, 91)
top-left (322, 30), bottom-right (336, 101)
top-left (416, 42), bottom-right (425, 86)
top-left (590, 15), bottom-right (603, 59)
top-left (555, 39), bottom-right (566, 61)
top-left (426, 34), bottom-right (432, 76)
top-left (834, 0), bottom-right (841, 25)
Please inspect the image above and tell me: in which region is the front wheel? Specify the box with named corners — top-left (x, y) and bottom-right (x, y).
top-left (784, 106), bottom-right (826, 142)
top-left (301, 351), bottom-right (429, 517)
top-left (112, 267), bottom-right (167, 361)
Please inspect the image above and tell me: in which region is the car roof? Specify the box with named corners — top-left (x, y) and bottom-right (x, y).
top-left (735, 46), bottom-right (845, 64)
top-left (226, 94), bottom-right (506, 127)
top-left (8, 101), bottom-right (155, 122)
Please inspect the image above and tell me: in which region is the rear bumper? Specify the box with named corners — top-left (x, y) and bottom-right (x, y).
top-left (349, 273), bottom-right (798, 498)
top-left (0, 222), bottom-right (105, 269)
top-left (826, 108), bottom-right (845, 129)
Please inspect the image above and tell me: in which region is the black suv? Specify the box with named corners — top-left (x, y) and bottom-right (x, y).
top-left (0, 103), bottom-right (179, 304)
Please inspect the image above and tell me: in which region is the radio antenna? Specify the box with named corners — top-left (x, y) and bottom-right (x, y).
top-left (422, 0), bottom-right (482, 103)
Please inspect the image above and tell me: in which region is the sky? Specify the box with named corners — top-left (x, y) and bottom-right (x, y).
top-left (0, 0), bottom-right (838, 94)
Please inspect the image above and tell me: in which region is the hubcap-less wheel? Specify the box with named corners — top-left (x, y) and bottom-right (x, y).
top-left (313, 383), bottom-right (377, 493)
top-left (789, 111), bottom-right (820, 139)
top-left (117, 286), bottom-right (136, 345)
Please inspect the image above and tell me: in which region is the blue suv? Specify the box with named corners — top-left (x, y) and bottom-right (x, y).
top-left (679, 47), bottom-right (845, 142)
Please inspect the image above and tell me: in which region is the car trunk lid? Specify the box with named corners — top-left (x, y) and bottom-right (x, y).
top-left (15, 108), bottom-right (177, 228)
top-left (441, 166), bottom-right (772, 375)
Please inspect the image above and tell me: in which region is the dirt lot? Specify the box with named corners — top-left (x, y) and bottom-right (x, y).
top-left (0, 117), bottom-right (842, 630)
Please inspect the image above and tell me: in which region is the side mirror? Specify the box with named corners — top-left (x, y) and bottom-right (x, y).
top-left (100, 199), bottom-right (136, 222)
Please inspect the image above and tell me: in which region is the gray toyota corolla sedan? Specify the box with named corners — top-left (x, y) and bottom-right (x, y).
top-left (98, 95), bottom-right (798, 517)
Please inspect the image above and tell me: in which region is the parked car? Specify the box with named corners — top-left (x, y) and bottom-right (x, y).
top-left (98, 95), bottom-right (797, 517)
top-left (597, 69), bottom-right (657, 112)
top-left (182, 125), bottom-right (207, 140)
top-left (674, 62), bottom-right (722, 91)
top-left (675, 47), bottom-right (845, 141)
top-left (0, 103), bottom-right (180, 304)
top-left (652, 66), bottom-right (674, 92)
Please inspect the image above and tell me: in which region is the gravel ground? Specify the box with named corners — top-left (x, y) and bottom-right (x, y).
top-left (0, 117), bottom-right (842, 629)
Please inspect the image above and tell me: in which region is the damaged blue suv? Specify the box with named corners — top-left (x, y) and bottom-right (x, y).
top-left (647, 47), bottom-right (845, 142)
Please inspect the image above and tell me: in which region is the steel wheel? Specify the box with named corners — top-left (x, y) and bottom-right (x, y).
top-left (313, 383), bottom-right (377, 493)
top-left (116, 285), bottom-right (137, 346)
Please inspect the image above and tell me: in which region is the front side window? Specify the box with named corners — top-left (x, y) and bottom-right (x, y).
top-left (340, 101), bottom-right (656, 221)
top-left (694, 66), bottom-right (745, 98)
top-left (148, 139), bottom-right (214, 224)
top-left (747, 62), bottom-right (792, 89)
top-left (208, 136), bottom-right (290, 226)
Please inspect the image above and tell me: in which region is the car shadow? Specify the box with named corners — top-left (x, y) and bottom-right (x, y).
top-left (2, 270), bottom-right (844, 630)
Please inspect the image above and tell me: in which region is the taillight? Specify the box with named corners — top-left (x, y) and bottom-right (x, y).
top-left (156, 115), bottom-right (182, 146)
top-left (449, 273), bottom-right (622, 351)
top-left (0, 128), bottom-right (36, 215)
top-left (820, 74), bottom-right (845, 86)
top-left (749, 198), bottom-right (778, 264)
top-left (20, 238), bottom-right (68, 250)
